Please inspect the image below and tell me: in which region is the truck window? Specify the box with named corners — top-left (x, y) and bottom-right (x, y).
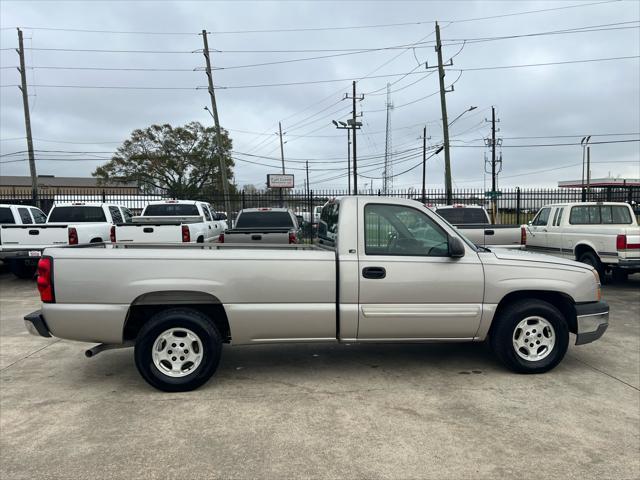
top-left (317, 202), bottom-right (339, 247)
top-left (0, 207), bottom-right (15, 224)
top-left (108, 206), bottom-right (123, 223)
top-left (121, 208), bottom-right (133, 223)
top-left (555, 208), bottom-right (564, 226)
top-left (143, 204), bottom-right (199, 216)
top-left (235, 211), bottom-right (295, 229)
top-left (532, 207), bottom-right (551, 226)
top-left (18, 207), bottom-right (33, 224)
top-left (30, 208), bottom-right (47, 223)
top-left (436, 208), bottom-right (487, 224)
top-left (365, 204), bottom-right (449, 256)
top-left (569, 205), bottom-right (604, 225)
top-left (202, 205), bottom-right (212, 221)
top-left (48, 206), bottom-right (107, 223)
top-left (601, 205), bottom-right (632, 224)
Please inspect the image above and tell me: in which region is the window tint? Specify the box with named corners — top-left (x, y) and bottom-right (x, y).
top-left (202, 205), bottom-right (212, 221)
top-left (318, 202), bottom-right (339, 247)
top-left (18, 208), bottom-right (32, 224)
top-left (143, 204), bottom-right (199, 216)
top-left (121, 208), bottom-right (133, 223)
top-left (365, 204), bottom-right (449, 256)
top-left (235, 211), bottom-right (295, 229)
top-left (570, 205), bottom-right (632, 224)
top-left (552, 208), bottom-right (560, 226)
top-left (556, 208), bottom-right (564, 226)
top-left (30, 208), bottom-right (47, 223)
top-left (532, 207), bottom-right (551, 226)
top-left (48, 206), bottom-right (107, 223)
top-left (108, 206), bottom-right (123, 223)
top-left (0, 207), bottom-right (15, 224)
top-left (436, 208), bottom-right (488, 224)
top-left (606, 206), bottom-right (632, 224)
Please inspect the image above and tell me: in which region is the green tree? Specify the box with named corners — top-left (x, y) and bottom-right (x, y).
top-left (93, 121), bottom-right (235, 198)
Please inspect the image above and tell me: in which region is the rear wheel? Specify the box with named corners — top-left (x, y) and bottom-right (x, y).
top-left (134, 308), bottom-right (222, 392)
top-left (490, 300), bottom-right (569, 374)
top-left (578, 251), bottom-right (605, 281)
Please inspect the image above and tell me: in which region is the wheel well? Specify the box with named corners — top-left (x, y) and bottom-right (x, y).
top-left (123, 291), bottom-right (231, 342)
top-left (90, 238), bottom-right (103, 243)
top-left (490, 290), bottom-right (577, 335)
top-left (196, 236), bottom-right (204, 243)
top-left (574, 243), bottom-right (596, 262)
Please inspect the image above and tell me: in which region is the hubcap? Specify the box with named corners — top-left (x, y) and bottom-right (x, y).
top-left (512, 316), bottom-right (555, 362)
top-left (151, 328), bottom-right (203, 378)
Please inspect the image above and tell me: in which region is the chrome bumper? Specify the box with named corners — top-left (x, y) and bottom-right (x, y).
top-left (575, 301), bottom-right (609, 346)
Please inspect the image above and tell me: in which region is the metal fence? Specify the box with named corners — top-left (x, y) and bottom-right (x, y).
top-left (1, 186), bottom-right (638, 243)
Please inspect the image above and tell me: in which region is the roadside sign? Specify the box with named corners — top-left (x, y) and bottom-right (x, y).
top-left (267, 174), bottom-right (294, 188)
top-left (485, 190), bottom-right (502, 198)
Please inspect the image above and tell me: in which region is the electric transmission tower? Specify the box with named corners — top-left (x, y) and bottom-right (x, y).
top-left (383, 83), bottom-right (394, 193)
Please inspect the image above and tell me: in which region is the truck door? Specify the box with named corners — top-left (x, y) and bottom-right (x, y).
top-left (547, 206), bottom-right (566, 257)
top-left (357, 200), bottom-right (484, 340)
top-left (527, 207), bottom-right (552, 253)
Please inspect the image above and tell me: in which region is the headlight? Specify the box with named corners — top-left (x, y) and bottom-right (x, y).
top-left (591, 268), bottom-right (602, 301)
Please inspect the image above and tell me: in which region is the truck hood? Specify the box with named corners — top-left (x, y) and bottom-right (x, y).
top-left (489, 247), bottom-right (593, 271)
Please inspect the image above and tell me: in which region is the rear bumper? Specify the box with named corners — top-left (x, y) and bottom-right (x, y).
top-left (0, 249), bottom-right (42, 260)
top-left (616, 258), bottom-right (640, 271)
top-left (24, 310), bottom-right (52, 338)
top-left (575, 301), bottom-right (609, 346)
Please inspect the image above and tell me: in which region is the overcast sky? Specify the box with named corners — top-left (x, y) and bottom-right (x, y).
top-left (1, 0), bottom-right (639, 192)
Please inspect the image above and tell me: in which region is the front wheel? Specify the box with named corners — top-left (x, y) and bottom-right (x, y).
top-left (134, 308), bottom-right (222, 392)
top-left (490, 300), bottom-right (569, 374)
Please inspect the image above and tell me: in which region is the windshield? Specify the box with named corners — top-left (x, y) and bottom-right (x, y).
top-left (48, 206), bottom-right (107, 223)
top-left (235, 211), bottom-right (295, 229)
top-left (436, 208), bottom-right (488, 224)
top-left (143, 204), bottom-right (199, 216)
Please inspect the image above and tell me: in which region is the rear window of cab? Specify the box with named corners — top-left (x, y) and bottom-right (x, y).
top-left (569, 205), bottom-right (632, 225)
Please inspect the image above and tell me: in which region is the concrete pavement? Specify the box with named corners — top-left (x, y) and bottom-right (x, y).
top-left (1, 270), bottom-right (638, 479)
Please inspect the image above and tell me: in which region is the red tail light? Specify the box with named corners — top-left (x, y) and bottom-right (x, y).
top-left (520, 226), bottom-right (527, 245)
top-left (289, 231), bottom-right (297, 244)
top-left (181, 225), bottom-right (190, 243)
top-left (218, 233), bottom-right (224, 243)
top-left (68, 227), bottom-right (78, 245)
top-left (110, 225), bottom-right (116, 243)
top-left (36, 257), bottom-right (55, 303)
top-left (617, 234), bottom-right (640, 250)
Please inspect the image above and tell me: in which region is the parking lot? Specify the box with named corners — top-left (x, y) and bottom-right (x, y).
top-left (0, 270), bottom-right (638, 479)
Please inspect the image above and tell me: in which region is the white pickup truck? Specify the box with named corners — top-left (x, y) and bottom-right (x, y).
top-left (434, 205), bottom-right (523, 247)
top-left (113, 200), bottom-right (226, 244)
top-left (24, 196), bottom-right (608, 392)
top-left (0, 203), bottom-right (131, 278)
top-left (525, 202), bottom-right (640, 282)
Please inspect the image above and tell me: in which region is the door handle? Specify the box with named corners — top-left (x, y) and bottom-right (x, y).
top-left (484, 229), bottom-right (495, 235)
top-left (362, 266), bottom-right (386, 279)
top-left (542, 228), bottom-right (548, 232)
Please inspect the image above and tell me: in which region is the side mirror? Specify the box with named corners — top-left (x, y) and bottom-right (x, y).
top-left (449, 236), bottom-right (465, 258)
top-left (528, 221), bottom-right (532, 226)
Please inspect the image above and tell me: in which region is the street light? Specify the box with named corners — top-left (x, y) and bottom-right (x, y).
top-left (449, 106), bottom-right (477, 127)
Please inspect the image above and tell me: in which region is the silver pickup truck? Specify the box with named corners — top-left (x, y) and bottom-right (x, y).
top-left (25, 196), bottom-right (609, 391)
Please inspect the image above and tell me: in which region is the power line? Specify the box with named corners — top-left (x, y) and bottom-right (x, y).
top-left (452, 55), bottom-right (640, 72)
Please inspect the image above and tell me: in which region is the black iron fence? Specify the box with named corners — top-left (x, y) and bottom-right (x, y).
top-left (2, 186), bottom-right (639, 242)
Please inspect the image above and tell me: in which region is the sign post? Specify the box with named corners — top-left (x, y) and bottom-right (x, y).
top-left (267, 174), bottom-right (295, 189)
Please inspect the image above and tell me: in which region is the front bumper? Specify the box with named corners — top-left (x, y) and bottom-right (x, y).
top-left (575, 301), bottom-right (609, 346)
top-left (24, 310), bottom-right (51, 338)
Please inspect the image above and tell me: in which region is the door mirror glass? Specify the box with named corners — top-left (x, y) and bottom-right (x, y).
top-left (449, 236), bottom-right (466, 258)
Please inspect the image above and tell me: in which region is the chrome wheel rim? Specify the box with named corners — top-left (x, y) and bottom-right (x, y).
top-left (512, 316), bottom-right (555, 362)
top-left (151, 328), bottom-right (203, 378)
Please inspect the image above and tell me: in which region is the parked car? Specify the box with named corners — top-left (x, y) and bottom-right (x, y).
top-left (113, 200), bottom-right (225, 244)
top-left (219, 207), bottom-right (300, 244)
top-left (24, 196), bottom-right (607, 391)
top-left (0, 204), bottom-right (48, 276)
top-left (524, 202), bottom-right (640, 281)
top-left (0, 202), bottom-right (131, 278)
top-left (434, 205), bottom-right (523, 247)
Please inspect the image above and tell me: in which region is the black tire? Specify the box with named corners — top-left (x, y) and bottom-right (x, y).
top-left (490, 299), bottom-right (569, 374)
top-left (8, 259), bottom-right (37, 279)
top-left (134, 308), bottom-right (222, 392)
top-left (578, 251), bottom-right (606, 282)
top-left (611, 268), bottom-right (629, 283)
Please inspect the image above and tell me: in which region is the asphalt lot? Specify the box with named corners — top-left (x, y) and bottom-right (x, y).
top-left (0, 269), bottom-right (638, 480)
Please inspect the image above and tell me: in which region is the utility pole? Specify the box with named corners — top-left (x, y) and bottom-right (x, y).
top-left (586, 146), bottom-right (591, 197)
top-left (201, 29), bottom-right (231, 217)
top-left (344, 81), bottom-right (363, 195)
top-left (305, 160), bottom-right (309, 196)
top-left (347, 129), bottom-right (351, 194)
top-left (17, 28), bottom-right (38, 205)
top-left (434, 22), bottom-right (453, 204)
top-left (491, 106), bottom-right (497, 223)
top-left (278, 121), bottom-right (286, 206)
top-left (383, 83), bottom-right (394, 194)
top-left (421, 126), bottom-right (428, 205)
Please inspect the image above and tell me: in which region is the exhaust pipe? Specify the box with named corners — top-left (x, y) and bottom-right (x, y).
top-left (85, 341), bottom-right (134, 358)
